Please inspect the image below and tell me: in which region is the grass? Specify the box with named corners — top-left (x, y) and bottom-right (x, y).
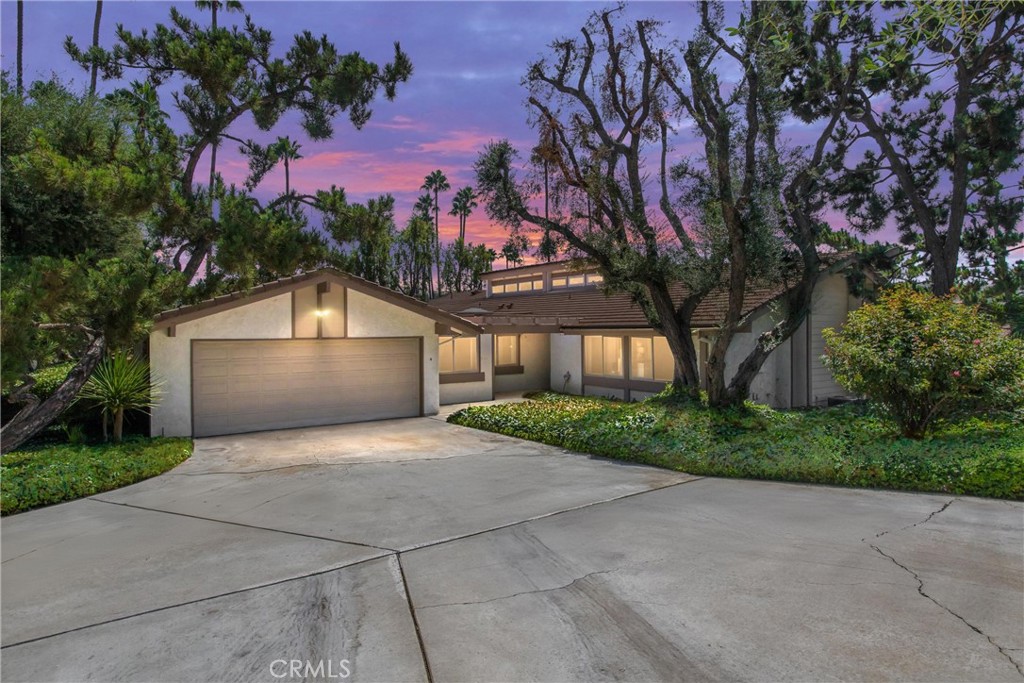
top-left (1, 437), bottom-right (192, 515)
top-left (449, 392), bottom-right (1024, 500)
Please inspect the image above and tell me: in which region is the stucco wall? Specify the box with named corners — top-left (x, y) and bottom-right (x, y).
top-left (549, 334), bottom-right (582, 395)
top-left (346, 289), bottom-right (440, 416)
top-left (723, 306), bottom-right (784, 407)
top-left (150, 293), bottom-right (293, 437)
top-left (439, 333), bottom-right (493, 405)
top-left (493, 333), bottom-right (551, 395)
top-left (807, 273), bottom-right (855, 405)
top-left (150, 286), bottom-right (444, 437)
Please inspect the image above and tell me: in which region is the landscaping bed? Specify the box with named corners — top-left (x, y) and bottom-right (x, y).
top-left (1, 437), bottom-right (192, 515)
top-left (449, 392), bottom-right (1024, 500)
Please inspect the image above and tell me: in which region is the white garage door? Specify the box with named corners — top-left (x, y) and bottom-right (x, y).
top-left (191, 339), bottom-right (421, 437)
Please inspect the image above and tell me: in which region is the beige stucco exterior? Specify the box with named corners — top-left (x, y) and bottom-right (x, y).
top-left (150, 285), bottom-right (442, 437)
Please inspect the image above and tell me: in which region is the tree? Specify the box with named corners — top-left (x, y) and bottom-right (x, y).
top-left (271, 135), bottom-right (303, 200)
top-left (823, 287), bottom-right (1024, 438)
top-left (66, 2), bottom-right (413, 283)
top-left (396, 215), bottom-right (435, 299)
top-left (476, 4), bottom-right (838, 406)
top-left (815, 2), bottom-right (1024, 296)
top-left (89, 1), bottom-right (103, 96)
top-left (16, 0), bottom-right (24, 95)
top-left (331, 194), bottom-right (400, 289)
top-left (449, 186), bottom-right (477, 243)
top-left (499, 232), bottom-right (530, 268)
top-left (421, 169), bottom-right (450, 293)
top-left (1, 78), bottom-right (179, 453)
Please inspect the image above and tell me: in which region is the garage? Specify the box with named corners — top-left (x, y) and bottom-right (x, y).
top-left (148, 269), bottom-right (480, 438)
top-left (191, 338), bottom-right (422, 438)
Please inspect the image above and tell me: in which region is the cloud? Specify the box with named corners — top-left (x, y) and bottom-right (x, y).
top-left (368, 115), bottom-right (429, 132)
top-left (412, 129), bottom-right (505, 157)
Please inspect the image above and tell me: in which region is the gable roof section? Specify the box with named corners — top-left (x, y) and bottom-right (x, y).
top-left (154, 269), bottom-right (483, 335)
top-left (430, 282), bottom-right (787, 331)
top-left (431, 254), bottom-right (861, 332)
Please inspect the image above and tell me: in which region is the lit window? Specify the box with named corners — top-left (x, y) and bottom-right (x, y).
top-left (568, 274), bottom-right (586, 287)
top-left (653, 336), bottom-right (674, 381)
top-left (491, 277), bottom-right (543, 294)
top-left (439, 336), bottom-right (479, 373)
top-left (586, 273), bottom-right (604, 285)
top-left (629, 336), bottom-right (675, 382)
top-left (495, 335), bottom-right (520, 367)
top-left (584, 335), bottom-right (623, 378)
top-left (631, 338), bottom-right (653, 379)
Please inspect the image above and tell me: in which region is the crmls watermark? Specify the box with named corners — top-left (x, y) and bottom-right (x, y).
top-left (269, 659), bottom-right (352, 679)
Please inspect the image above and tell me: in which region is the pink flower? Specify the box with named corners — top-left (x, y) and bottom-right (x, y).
top-left (973, 339), bottom-right (982, 345)
top-left (952, 370), bottom-right (961, 378)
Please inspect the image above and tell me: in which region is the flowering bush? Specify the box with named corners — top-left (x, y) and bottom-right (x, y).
top-left (822, 287), bottom-right (1024, 438)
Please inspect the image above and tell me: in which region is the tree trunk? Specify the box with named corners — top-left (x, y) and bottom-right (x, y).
top-left (1, 334), bottom-right (106, 454)
top-left (102, 410), bottom-right (109, 441)
top-left (113, 407), bottom-right (124, 442)
top-left (647, 285), bottom-right (702, 399)
top-left (16, 0), bottom-right (24, 95)
top-left (433, 192), bottom-right (441, 297)
top-left (89, 0), bottom-right (103, 96)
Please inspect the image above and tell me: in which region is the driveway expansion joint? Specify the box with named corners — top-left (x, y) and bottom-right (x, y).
top-left (869, 543), bottom-right (1024, 678)
top-left (395, 553), bottom-right (435, 683)
top-left (397, 475), bottom-right (706, 553)
top-left (87, 497), bottom-right (398, 553)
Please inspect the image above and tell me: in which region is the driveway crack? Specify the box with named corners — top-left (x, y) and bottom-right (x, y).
top-left (870, 544), bottom-right (1024, 678)
top-left (869, 498), bottom-right (957, 541)
top-left (416, 568), bottom-right (621, 610)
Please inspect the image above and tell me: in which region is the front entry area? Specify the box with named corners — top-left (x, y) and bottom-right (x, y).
top-left (190, 338), bottom-right (421, 437)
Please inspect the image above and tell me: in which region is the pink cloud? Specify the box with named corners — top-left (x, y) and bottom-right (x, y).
top-left (413, 129), bottom-right (505, 156)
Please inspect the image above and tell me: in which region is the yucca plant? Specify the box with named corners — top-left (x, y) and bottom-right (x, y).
top-left (77, 352), bottom-right (163, 442)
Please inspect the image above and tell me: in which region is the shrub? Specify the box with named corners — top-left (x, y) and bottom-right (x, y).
top-left (822, 287), bottom-right (1024, 438)
top-left (76, 352), bottom-right (163, 442)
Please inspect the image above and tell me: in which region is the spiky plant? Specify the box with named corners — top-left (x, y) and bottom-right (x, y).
top-left (77, 352), bottom-right (163, 442)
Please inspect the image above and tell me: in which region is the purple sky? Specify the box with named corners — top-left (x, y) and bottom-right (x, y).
top-left (2, 1), bottom-right (1018, 263)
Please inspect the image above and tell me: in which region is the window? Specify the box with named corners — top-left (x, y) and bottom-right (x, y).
top-left (495, 335), bottom-right (520, 367)
top-left (491, 277), bottom-right (543, 295)
top-left (630, 336), bottom-right (675, 382)
top-left (551, 270), bottom-right (603, 288)
top-left (584, 335), bottom-right (623, 377)
top-left (439, 336), bottom-right (479, 373)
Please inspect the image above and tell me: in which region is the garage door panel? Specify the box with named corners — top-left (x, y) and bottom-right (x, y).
top-left (191, 339), bottom-right (421, 437)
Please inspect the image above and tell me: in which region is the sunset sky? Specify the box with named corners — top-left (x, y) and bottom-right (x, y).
top-left (2, 1), bottom-right (1013, 262)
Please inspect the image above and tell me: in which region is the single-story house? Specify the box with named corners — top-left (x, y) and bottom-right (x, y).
top-left (429, 258), bottom-right (865, 409)
top-left (149, 259), bottom-right (863, 438)
top-left (149, 269), bottom-right (480, 438)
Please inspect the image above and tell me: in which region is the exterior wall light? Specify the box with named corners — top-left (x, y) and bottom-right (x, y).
top-left (315, 310), bottom-right (328, 317)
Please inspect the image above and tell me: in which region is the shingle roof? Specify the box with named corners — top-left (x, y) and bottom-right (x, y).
top-left (429, 280), bottom-right (789, 330)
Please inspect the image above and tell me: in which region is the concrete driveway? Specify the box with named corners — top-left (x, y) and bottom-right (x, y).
top-left (2, 417), bottom-right (1022, 682)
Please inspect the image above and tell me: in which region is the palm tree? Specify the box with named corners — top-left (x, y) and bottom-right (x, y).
top-left (89, 1), bottom-right (103, 96)
top-left (272, 135), bottom-right (303, 198)
top-left (413, 192), bottom-right (434, 220)
top-left (16, 0), bottom-right (24, 95)
top-left (448, 186), bottom-right (477, 243)
top-left (421, 170), bottom-right (450, 294)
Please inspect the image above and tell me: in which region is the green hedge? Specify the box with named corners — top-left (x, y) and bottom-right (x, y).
top-left (449, 393), bottom-right (1024, 500)
top-left (1, 437), bottom-right (192, 515)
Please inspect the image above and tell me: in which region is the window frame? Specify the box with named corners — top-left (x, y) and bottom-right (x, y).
top-left (583, 334), bottom-right (624, 379)
top-left (490, 276), bottom-right (544, 295)
top-left (438, 335), bottom-right (481, 380)
top-left (494, 334), bottom-right (524, 375)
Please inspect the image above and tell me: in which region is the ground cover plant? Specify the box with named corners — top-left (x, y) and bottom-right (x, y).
top-left (449, 392), bottom-right (1024, 500)
top-left (1, 437), bottom-right (191, 515)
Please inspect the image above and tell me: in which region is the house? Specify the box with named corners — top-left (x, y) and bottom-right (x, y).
top-left (429, 259), bottom-right (865, 408)
top-left (148, 259), bottom-right (862, 438)
top-left (148, 269), bottom-right (480, 438)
